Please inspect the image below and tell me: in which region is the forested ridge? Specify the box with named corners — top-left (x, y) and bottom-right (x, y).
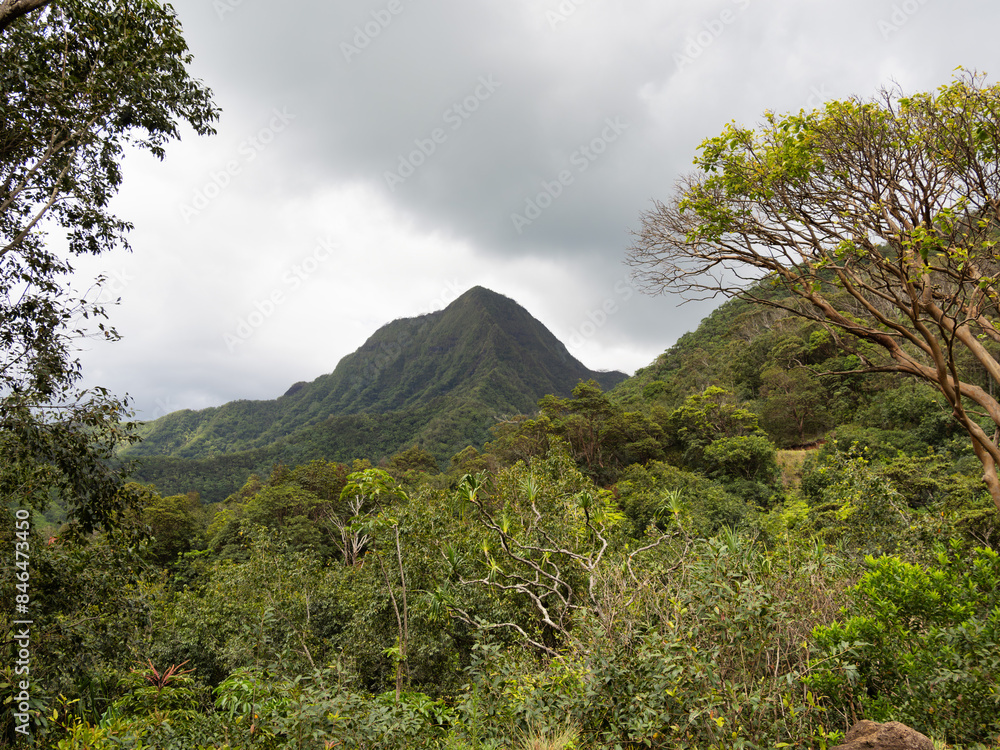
top-left (124, 286), bottom-right (626, 501)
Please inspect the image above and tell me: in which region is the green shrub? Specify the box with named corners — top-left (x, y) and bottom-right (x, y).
top-left (451, 534), bottom-right (848, 749)
top-left (704, 434), bottom-right (779, 485)
top-left (615, 461), bottom-right (753, 538)
top-left (798, 445), bottom-right (914, 557)
top-left (806, 543), bottom-right (1000, 745)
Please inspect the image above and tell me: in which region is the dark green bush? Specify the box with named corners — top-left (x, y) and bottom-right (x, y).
top-left (806, 543), bottom-right (1000, 745)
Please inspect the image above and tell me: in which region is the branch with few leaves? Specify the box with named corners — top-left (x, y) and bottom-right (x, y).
top-left (445, 473), bottom-right (674, 654)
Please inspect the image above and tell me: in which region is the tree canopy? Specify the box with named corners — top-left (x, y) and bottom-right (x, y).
top-left (628, 70), bottom-right (1000, 513)
top-left (0, 0), bottom-right (218, 529)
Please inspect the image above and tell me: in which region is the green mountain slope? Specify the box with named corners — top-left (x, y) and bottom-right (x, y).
top-left (127, 287), bottom-right (626, 499)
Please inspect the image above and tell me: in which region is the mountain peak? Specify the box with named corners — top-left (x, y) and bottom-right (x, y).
top-left (320, 285), bottom-right (627, 417)
top-left (129, 287), bottom-right (628, 494)
top-left (456, 284), bottom-right (499, 301)
top-left (447, 285), bottom-right (517, 315)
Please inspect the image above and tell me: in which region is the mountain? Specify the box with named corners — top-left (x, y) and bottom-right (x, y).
top-left (127, 287), bottom-right (627, 499)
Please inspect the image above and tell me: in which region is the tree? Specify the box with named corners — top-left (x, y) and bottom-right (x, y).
top-left (0, 0), bottom-right (218, 529)
top-left (386, 444), bottom-right (440, 479)
top-left (444, 454), bottom-right (675, 657)
top-left (703, 434), bottom-right (778, 484)
top-left (339, 469), bottom-right (412, 700)
top-left (628, 71), bottom-right (1000, 513)
top-left (538, 380), bottom-right (666, 483)
top-left (141, 489), bottom-right (203, 564)
top-left (759, 366), bottom-right (830, 445)
top-left (663, 385), bottom-right (763, 469)
top-left (540, 382), bottom-right (613, 476)
top-left (0, 0), bottom-right (50, 32)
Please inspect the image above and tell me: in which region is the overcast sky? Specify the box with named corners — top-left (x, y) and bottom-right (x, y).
top-left (69, 0), bottom-right (1000, 420)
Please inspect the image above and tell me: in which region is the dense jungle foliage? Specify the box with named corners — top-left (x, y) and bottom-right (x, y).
top-left (3, 4), bottom-right (999, 744)
top-left (4, 294), bottom-right (1000, 749)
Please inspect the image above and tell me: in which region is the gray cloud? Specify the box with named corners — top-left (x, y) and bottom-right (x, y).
top-left (69, 0), bottom-right (1000, 417)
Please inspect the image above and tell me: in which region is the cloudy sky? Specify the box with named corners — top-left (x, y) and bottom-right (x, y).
top-left (70, 0), bottom-right (1000, 419)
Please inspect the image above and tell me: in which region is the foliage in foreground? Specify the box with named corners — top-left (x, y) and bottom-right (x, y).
top-left (7, 440), bottom-right (999, 748)
top-left (808, 544), bottom-right (1000, 746)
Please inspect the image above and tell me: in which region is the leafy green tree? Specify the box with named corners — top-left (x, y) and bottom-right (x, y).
top-left (539, 381), bottom-right (614, 473)
top-left (855, 382), bottom-right (956, 447)
top-left (615, 460), bottom-right (753, 537)
top-left (628, 71), bottom-right (1000, 513)
top-left (0, 394), bottom-right (140, 533)
top-left (703, 434), bottom-right (778, 484)
top-left (141, 489), bottom-right (203, 565)
top-left (663, 386), bottom-right (764, 468)
top-left (448, 445), bottom-right (489, 477)
top-left (0, 0), bottom-right (218, 530)
top-left (207, 463), bottom-right (353, 558)
top-left (286, 459), bottom-right (348, 502)
top-left (444, 450), bottom-right (633, 655)
top-left (337, 468), bottom-right (426, 699)
top-left (150, 531), bottom-right (336, 685)
top-left (800, 445), bottom-right (915, 555)
top-left (759, 366), bottom-right (830, 445)
top-left (482, 414), bottom-right (552, 467)
top-left (386, 444), bottom-right (440, 480)
top-left (603, 410), bottom-right (667, 468)
top-left (0, 523), bottom-right (155, 736)
top-left (539, 380), bottom-right (666, 483)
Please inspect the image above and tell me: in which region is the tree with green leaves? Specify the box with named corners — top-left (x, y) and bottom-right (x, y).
top-left (759, 365), bottom-right (830, 444)
top-left (628, 71), bottom-right (1000, 513)
top-left (0, 0), bottom-right (218, 529)
top-left (140, 488), bottom-right (203, 564)
top-left (539, 380), bottom-right (666, 483)
top-left (663, 386), bottom-right (763, 466)
top-left (339, 468), bottom-right (413, 700)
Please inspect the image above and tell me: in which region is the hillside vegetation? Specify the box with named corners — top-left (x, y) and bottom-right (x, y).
top-left (7, 281), bottom-right (999, 749)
